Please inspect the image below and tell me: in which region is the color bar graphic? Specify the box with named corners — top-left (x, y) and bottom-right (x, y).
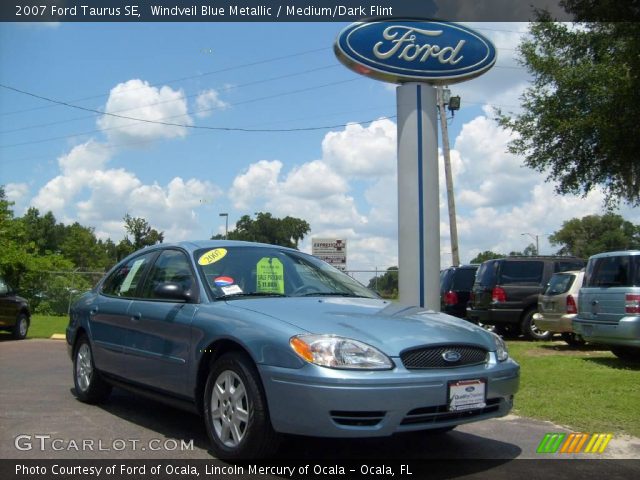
top-left (537, 433), bottom-right (613, 454)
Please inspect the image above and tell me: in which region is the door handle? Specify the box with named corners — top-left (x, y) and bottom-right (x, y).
top-left (131, 312), bottom-right (142, 321)
top-left (89, 307), bottom-right (99, 316)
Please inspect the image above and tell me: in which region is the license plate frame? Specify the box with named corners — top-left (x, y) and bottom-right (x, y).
top-left (448, 378), bottom-right (487, 412)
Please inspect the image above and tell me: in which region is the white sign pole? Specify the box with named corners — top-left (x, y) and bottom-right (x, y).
top-left (397, 83), bottom-right (440, 310)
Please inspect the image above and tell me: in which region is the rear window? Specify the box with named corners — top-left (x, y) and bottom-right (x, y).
top-left (555, 260), bottom-right (585, 272)
top-left (475, 260), bottom-right (498, 286)
top-left (440, 269), bottom-right (453, 293)
top-left (585, 255), bottom-right (640, 287)
top-left (544, 273), bottom-right (575, 295)
top-left (499, 261), bottom-right (544, 285)
top-left (451, 268), bottom-right (478, 291)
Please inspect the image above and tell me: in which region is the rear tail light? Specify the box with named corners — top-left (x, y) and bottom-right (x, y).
top-left (566, 294), bottom-right (577, 314)
top-left (625, 294), bottom-right (640, 314)
top-left (492, 287), bottom-right (507, 303)
top-left (444, 291), bottom-right (458, 306)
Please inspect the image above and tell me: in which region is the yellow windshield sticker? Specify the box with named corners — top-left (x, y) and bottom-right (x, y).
top-left (256, 257), bottom-right (285, 294)
top-left (198, 248), bottom-right (227, 265)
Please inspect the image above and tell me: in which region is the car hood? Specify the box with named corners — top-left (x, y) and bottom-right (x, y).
top-left (226, 297), bottom-right (495, 356)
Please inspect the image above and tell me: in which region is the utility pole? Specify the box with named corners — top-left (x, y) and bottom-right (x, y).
top-left (437, 86), bottom-right (460, 266)
top-left (219, 213), bottom-right (229, 239)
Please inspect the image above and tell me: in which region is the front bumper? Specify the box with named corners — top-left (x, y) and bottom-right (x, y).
top-left (533, 312), bottom-right (575, 333)
top-left (573, 316), bottom-right (640, 348)
top-left (259, 356), bottom-right (519, 437)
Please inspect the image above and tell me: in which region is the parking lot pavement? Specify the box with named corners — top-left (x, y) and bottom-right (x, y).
top-left (1, 339), bottom-right (639, 461)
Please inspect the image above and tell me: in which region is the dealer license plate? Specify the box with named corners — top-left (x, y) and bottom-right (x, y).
top-left (448, 379), bottom-right (486, 411)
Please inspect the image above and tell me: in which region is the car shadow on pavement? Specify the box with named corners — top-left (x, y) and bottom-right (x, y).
top-left (73, 386), bottom-right (521, 465)
top-left (70, 387), bottom-right (212, 453)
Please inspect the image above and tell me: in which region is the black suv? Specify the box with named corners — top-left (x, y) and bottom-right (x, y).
top-left (440, 264), bottom-right (478, 318)
top-left (0, 276), bottom-right (31, 339)
top-left (467, 256), bottom-right (585, 340)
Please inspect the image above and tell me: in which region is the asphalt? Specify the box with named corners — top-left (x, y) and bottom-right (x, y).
top-left (1, 338), bottom-right (639, 465)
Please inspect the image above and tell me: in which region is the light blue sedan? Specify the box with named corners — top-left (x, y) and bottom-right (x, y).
top-left (67, 241), bottom-right (519, 459)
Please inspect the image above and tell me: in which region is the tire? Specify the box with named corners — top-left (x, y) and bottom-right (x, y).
top-left (611, 346), bottom-right (640, 362)
top-left (12, 313), bottom-right (29, 340)
top-left (73, 335), bottom-right (112, 403)
top-left (203, 352), bottom-right (280, 460)
top-left (561, 333), bottom-right (586, 347)
top-left (521, 309), bottom-right (552, 341)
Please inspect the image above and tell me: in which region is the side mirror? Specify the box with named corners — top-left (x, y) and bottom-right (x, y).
top-left (153, 282), bottom-right (192, 302)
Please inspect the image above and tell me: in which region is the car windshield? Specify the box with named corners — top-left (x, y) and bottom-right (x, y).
top-left (194, 246), bottom-right (378, 300)
top-left (544, 273), bottom-right (575, 295)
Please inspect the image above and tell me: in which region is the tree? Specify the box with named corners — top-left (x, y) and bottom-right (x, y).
top-left (549, 213), bottom-right (640, 259)
top-left (118, 214), bottom-right (164, 259)
top-left (470, 251), bottom-right (505, 264)
top-left (215, 212), bottom-right (310, 249)
top-left (59, 222), bottom-right (111, 271)
top-left (367, 267), bottom-right (398, 299)
top-left (496, 16), bottom-right (640, 206)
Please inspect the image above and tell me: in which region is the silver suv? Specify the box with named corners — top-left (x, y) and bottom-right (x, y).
top-left (573, 251), bottom-right (640, 361)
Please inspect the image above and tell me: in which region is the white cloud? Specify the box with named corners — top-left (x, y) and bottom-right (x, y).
top-left (195, 89), bottom-right (229, 118)
top-left (321, 118), bottom-right (396, 178)
top-left (97, 79), bottom-right (192, 143)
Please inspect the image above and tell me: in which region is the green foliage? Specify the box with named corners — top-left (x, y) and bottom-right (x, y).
top-left (118, 214), bottom-right (164, 258)
top-left (367, 267), bottom-right (398, 299)
top-left (218, 212), bottom-right (310, 249)
top-left (0, 188), bottom-right (165, 310)
top-left (496, 18), bottom-right (640, 206)
top-left (549, 213), bottom-right (640, 258)
top-left (469, 251), bottom-right (505, 264)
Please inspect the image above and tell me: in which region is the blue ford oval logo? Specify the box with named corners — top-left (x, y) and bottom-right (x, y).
top-left (442, 350), bottom-right (461, 363)
top-left (465, 386), bottom-right (475, 392)
top-left (334, 20), bottom-right (496, 84)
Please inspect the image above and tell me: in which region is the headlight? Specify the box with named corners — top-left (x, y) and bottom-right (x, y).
top-left (290, 334), bottom-right (393, 370)
top-left (491, 332), bottom-right (509, 362)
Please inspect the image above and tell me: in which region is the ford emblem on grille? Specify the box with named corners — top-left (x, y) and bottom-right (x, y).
top-left (442, 350), bottom-right (461, 363)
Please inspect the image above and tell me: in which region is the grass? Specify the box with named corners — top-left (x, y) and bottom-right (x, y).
top-left (507, 340), bottom-right (640, 437)
top-left (27, 314), bottom-right (68, 338)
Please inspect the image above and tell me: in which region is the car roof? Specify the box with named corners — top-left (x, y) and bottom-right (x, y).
top-left (588, 250), bottom-right (640, 259)
top-left (146, 240), bottom-right (297, 253)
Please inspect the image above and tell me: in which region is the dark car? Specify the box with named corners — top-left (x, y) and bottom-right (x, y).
top-left (467, 256), bottom-right (585, 340)
top-left (440, 265), bottom-right (478, 318)
top-left (67, 241), bottom-right (519, 459)
top-left (0, 276), bottom-right (31, 339)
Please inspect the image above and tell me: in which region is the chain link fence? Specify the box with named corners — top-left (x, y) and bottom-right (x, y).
top-left (22, 270), bottom-right (105, 316)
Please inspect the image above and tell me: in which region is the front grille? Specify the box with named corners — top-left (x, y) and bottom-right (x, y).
top-left (330, 410), bottom-right (386, 427)
top-left (401, 398), bottom-right (501, 425)
top-left (401, 345), bottom-right (488, 369)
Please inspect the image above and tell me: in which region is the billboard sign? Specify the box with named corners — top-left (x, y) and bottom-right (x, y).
top-left (312, 238), bottom-right (347, 271)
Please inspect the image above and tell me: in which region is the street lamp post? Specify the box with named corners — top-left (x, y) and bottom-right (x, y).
top-left (521, 232), bottom-right (540, 255)
top-left (219, 213), bottom-right (229, 239)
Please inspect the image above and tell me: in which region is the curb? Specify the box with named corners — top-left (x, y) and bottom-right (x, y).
top-left (50, 334), bottom-right (66, 340)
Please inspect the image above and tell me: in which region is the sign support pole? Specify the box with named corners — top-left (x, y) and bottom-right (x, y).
top-left (397, 83), bottom-right (440, 310)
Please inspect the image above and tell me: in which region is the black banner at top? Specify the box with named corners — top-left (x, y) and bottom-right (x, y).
top-left (3, 0), bottom-right (634, 23)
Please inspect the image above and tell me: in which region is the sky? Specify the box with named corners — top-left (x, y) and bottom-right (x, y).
top-left (1, 20), bottom-right (638, 282)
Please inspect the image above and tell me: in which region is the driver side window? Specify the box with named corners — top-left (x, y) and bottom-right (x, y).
top-left (141, 249), bottom-right (194, 299)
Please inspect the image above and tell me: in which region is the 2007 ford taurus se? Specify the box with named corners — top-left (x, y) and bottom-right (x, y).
top-left (67, 241), bottom-right (519, 459)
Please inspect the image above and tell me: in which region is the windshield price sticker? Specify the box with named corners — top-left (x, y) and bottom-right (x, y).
top-left (448, 379), bottom-right (486, 411)
top-left (256, 257), bottom-right (285, 294)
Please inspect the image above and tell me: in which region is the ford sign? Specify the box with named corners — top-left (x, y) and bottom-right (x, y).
top-left (334, 20), bottom-right (497, 84)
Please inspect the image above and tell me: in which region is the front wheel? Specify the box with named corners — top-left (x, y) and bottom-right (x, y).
top-left (73, 336), bottom-right (112, 403)
top-left (12, 313), bottom-right (29, 340)
top-left (203, 352), bottom-right (280, 459)
top-left (521, 310), bottom-right (552, 341)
